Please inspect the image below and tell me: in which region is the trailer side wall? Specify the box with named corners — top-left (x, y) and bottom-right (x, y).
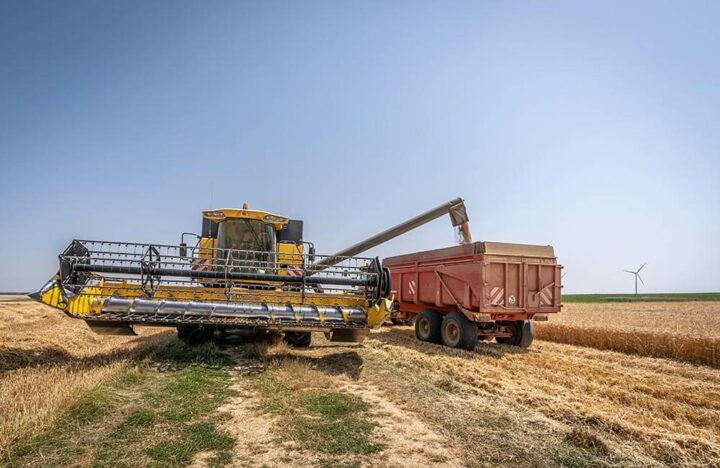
top-left (384, 242), bottom-right (561, 322)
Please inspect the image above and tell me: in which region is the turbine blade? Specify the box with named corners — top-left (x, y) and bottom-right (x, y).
top-left (638, 274), bottom-right (645, 286)
top-left (623, 270), bottom-right (634, 274)
top-left (637, 262), bottom-right (646, 272)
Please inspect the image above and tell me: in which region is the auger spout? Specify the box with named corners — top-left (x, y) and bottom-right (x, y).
top-left (311, 197), bottom-right (471, 270)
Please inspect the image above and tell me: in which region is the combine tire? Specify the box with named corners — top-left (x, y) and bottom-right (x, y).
top-left (441, 312), bottom-right (479, 351)
top-left (176, 325), bottom-right (214, 346)
top-left (496, 320), bottom-right (535, 348)
top-left (415, 309), bottom-right (442, 343)
top-left (283, 331), bottom-right (312, 348)
top-left (266, 331), bottom-right (283, 345)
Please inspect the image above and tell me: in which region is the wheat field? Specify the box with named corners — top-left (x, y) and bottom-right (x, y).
top-left (0, 298), bottom-right (171, 455)
top-left (2, 298), bottom-right (720, 466)
top-left (359, 327), bottom-right (720, 465)
top-left (535, 301), bottom-right (720, 367)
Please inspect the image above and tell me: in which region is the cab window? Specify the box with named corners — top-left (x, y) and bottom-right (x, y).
top-left (217, 219), bottom-right (276, 252)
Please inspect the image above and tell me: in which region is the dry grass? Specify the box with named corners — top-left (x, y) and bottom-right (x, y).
top-left (536, 301), bottom-right (720, 367)
top-left (217, 327), bottom-right (720, 465)
top-left (0, 300), bottom-right (171, 455)
top-left (211, 328), bottom-right (720, 465)
top-left (357, 327), bottom-right (720, 466)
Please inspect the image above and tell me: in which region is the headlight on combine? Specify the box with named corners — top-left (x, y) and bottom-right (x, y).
top-left (264, 214), bottom-right (286, 223)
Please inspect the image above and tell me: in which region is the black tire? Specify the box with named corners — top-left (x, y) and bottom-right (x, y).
top-left (496, 320), bottom-right (535, 348)
top-left (283, 331), bottom-right (312, 348)
top-left (176, 325), bottom-right (214, 346)
top-left (266, 331), bottom-right (283, 345)
top-left (415, 309), bottom-right (442, 343)
top-left (441, 312), bottom-right (479, 351)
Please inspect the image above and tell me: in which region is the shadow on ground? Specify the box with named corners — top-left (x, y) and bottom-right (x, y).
top-left (0, 333), bottom-right (172, 373)
top-left (372, 327), bottom-right (529, 360)
top-left (272, 350), bottom-right (365, 380)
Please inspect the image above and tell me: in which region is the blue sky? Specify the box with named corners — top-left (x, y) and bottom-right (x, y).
top-left (1, 0), bottom-right (718, 293)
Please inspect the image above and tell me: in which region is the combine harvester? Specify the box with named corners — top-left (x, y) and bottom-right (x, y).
top-left (30, 197), bottom-right (561, 349)
top-left (30, 199), bottom-right (473, 347)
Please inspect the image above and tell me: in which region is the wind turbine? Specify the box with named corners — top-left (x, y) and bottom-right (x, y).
top-left (623, 263), bottom-right (646, 295)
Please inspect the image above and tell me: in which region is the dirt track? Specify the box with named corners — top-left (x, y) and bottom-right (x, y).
top-left (219, 358), bottom-right (461, 468)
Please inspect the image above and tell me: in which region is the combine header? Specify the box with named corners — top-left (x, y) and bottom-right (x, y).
top-left (32, 240), bottom-right (389, 341)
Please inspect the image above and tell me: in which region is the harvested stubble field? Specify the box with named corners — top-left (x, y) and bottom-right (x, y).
top-left (0, 297), bottom-right (171, 457)
top-left (563, 293), bottom-right (720, 303)
top-left (1, 298), bottom-right (720, 466)
top-left (535, 301), bottom-right (720, 368)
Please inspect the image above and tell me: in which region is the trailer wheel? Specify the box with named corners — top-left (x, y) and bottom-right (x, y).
top-left (176, 325), bottom-right (214, 346)
top-left (496, 320), bottom-right (535, 348)
top-left (283, 331), bottom-right (312, 348)
top-left (415, 309), bottom-right (442, 344)
top-left (441, 312), bottom-right (479, 351)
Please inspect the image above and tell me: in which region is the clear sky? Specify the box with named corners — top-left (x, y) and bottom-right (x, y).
top-left (1, 1), bottom-right (718, 294)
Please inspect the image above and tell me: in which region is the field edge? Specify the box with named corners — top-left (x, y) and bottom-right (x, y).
top-left (563, 292), bottom-right (720, 303)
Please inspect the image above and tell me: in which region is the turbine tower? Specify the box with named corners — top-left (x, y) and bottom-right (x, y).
top-left (623, 263), bottom-right (646, 295)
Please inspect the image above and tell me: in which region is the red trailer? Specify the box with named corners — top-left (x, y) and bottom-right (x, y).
top-left (382, 241), bottom-right (562, 350)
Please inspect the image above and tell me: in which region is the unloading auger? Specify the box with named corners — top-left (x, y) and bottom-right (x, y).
top-left (30, 198), bottom-right (469, 346)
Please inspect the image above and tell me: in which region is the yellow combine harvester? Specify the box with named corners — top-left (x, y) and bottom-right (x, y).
top-left (30, 199), bottom-right (470, 347)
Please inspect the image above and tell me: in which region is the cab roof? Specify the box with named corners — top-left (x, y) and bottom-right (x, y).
top-left (202, 208), bottom-right (288, 229)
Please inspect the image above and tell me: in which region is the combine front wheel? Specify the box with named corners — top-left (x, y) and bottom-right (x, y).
top-left (283, 331), bottom-right (312, 348)
top-left (176, 325), bottom-right (214, 346)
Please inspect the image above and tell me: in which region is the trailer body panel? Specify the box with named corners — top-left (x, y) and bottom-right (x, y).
top-left (383, 241), bottom-right (561, 322)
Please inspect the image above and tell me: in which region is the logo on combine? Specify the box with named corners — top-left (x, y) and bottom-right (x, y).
top-left (190, 258), bottom-right (209, 271)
